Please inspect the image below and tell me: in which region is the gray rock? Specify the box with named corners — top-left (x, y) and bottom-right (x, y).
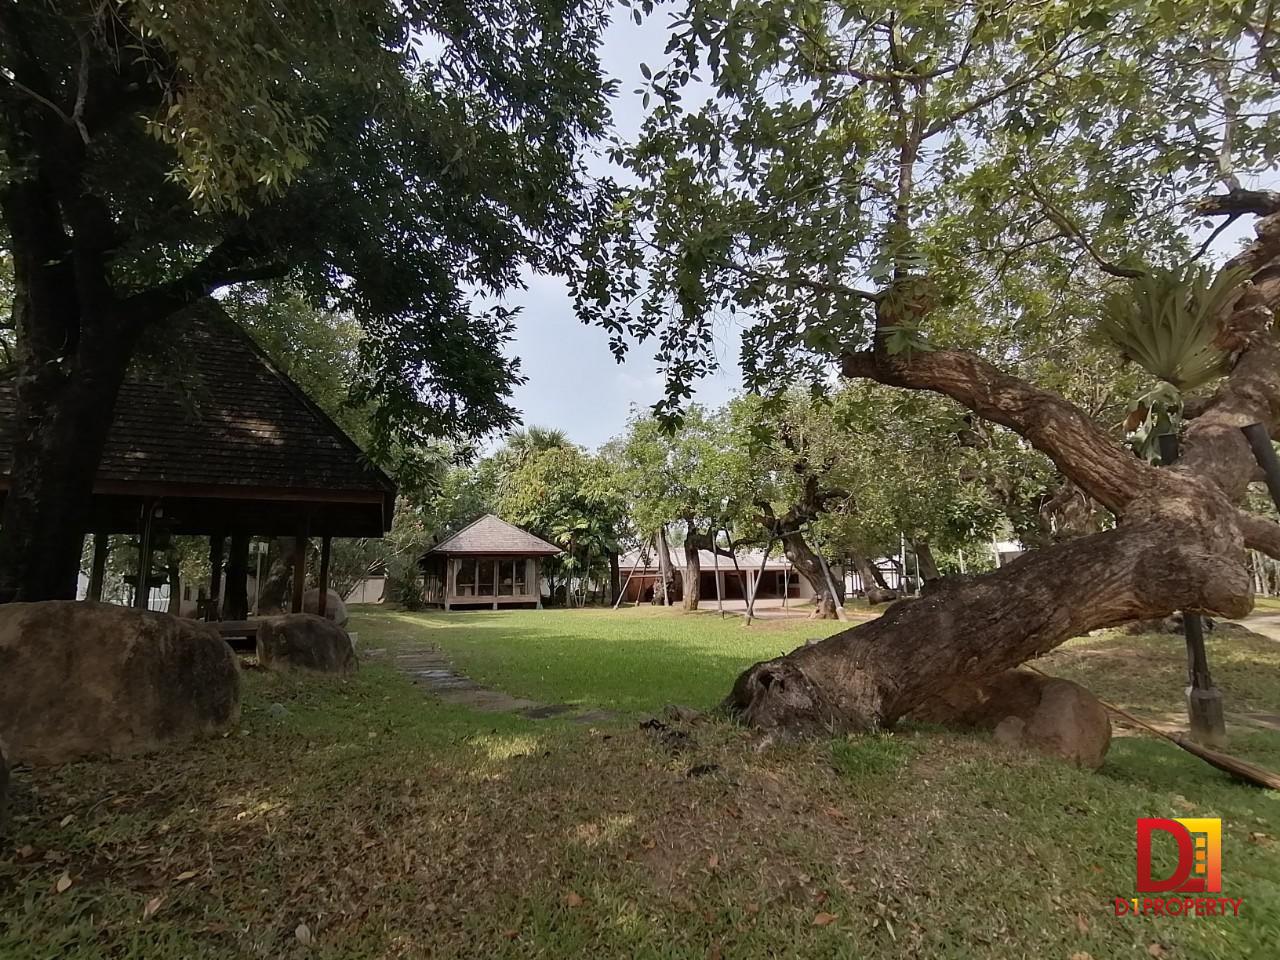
top-left (302, 588), bottom-right (349, 627)
top-left (268, 702), bottom-right (290, 720)
top-left (257, 614), bottom-right (357, 675)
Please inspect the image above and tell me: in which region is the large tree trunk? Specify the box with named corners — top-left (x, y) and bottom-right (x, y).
top-left (0, 309), bottom-right (137, 601)
top-left (727, 200), bottom-right (1280, 733)
top-left (608, 549), bottom-right (621, 606)
top-left (682, 533), bottom-right (702, 611)
top-left (730, 506), bottom-right (1251, 733)
top-left (257, 538), bottom-right (298, 614)
top-left (780, 530), bottom-right (844, 619)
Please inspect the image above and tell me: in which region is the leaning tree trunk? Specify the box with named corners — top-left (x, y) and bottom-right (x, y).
top-left (256, 538), bottom-right (298, 614)
top-left (780, 530), bottom-right (844, 619)
top-left (727, 198), bottom-right (1280, 734)
top-left (912, 539), bottom-right (942, 584)
top-left (655, 527), bottom-right (681, 605)
top-left (849, 551), bottom-right (897, 605)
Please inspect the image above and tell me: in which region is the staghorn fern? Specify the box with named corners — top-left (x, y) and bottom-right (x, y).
top-left (1098, 264), bottom-right (1249, 390)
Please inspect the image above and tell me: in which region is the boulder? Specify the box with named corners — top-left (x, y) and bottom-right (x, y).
top-left (302, 588), bottom-right (349, 627)
top-left (0, 601), bottom-right (241, 765)
top-left (0, 737), bottom-right (9, 833)
top-left (909, 669), bottom-right (1111, 769)
top-left (1123, 613), bottom-right (1216, 636)
top-left (257, 614), bottom-right (356, 674)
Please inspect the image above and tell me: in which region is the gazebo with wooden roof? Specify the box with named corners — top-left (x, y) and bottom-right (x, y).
top-left (0, 302), bottom-right (396, 624)
top-left (421, 514), bottom-right (560, 610)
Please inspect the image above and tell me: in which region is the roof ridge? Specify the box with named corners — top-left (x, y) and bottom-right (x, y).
top-left (428, 513), bottom-right (561, 556)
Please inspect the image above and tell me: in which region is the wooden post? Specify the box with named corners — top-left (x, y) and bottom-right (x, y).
top-left (818, 552), bottom-right (849, 622)
top-left (318, 535), bottom-right (332, 617)
top-left (1161, 431), bottom-right (1226, 746)
top-left (134, 501), bottom-right (157, 611)
top-left (745, 539), bottom-right (773, 625)
top-left (87, 532), bottom-right (108, 601)
top-left (712, 531), bottom-right (724, 618)
top-left (291, 529), bottom-right (307, 614)
top-left (207, 534), bottom-right (225, 620)
top-left (1243, 423), bottom-right (1280, 510)
top-left (781, 561), bottom-right (789, 610)
top-left (223, 532), bottom-right (250, 620)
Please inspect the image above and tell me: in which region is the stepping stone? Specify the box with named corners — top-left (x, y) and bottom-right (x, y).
top-left (519, 703), bottom-right (576, 719)
top-left (571, 709), bottom-right (620, 725)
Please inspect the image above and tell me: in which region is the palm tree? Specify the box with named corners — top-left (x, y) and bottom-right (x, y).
top-left (501, 426), bottom-right (572, 465)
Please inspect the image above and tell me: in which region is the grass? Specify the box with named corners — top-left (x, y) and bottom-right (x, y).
top-left (1, 606), bottom-right (1278, 959)
top-left (354, 605), bottom-right (849, 713)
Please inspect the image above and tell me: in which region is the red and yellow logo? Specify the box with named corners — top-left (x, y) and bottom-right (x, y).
top-left (1115, 817), bottom-right (1242, 918)
top-left (1137, 817), bottom-right (1221, 893)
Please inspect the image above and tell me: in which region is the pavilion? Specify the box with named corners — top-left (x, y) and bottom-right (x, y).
top-left (0, 301), bottom-right (396, 624)
top-left (420, 514), bottom-right (560, 610)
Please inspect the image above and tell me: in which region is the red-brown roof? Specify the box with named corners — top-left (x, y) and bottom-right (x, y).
top-left (427, 514), bottom-right (561, 556)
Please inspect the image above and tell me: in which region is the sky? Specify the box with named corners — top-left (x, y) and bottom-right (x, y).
top-left (496, 12), bottom-right (741, 452)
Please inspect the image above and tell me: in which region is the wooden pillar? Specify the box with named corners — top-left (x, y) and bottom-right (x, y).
top-left (318, 535), bottom-right (332, 617)
top-left (208, 534), bottom-right (225, 621)
top-left (87, 532), bottom-right (108, 601)
top-left (134, 501), bottom-right (157, 611)
top-left (291, 529), bottom-right (308, 614)
top-left (223, 532), bottom-right (250, 620)
top-left (534, 558), bottom-right (542, 609)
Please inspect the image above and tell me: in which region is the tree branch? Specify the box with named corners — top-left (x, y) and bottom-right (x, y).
top-left (1022, 179), bottom-right (1143, 278)
top-left (840, 347), bottom-right (1151, 514)
top-left (1239, 510), bottom-right (1280, 561)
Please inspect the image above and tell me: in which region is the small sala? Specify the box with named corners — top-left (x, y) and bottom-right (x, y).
top-left (0, 303), bottom-right (396, 629)
top-left (420, 514), bottom-right (560, 609)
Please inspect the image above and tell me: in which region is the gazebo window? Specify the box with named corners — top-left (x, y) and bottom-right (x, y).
top-left (456, 559), bottom-right (477, 596)
top-left (497, 559), bottom-right (526, 596)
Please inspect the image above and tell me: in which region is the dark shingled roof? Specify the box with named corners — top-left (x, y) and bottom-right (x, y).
top-left (426, 514), bottom-right (561, 556)
top-left (0, 302), bottom-right (395, 536)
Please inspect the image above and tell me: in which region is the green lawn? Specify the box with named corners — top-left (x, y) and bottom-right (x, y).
top-left (354, 605), bottom-right (853, 712)
top-left (2, 606), bottom-right (1278, 959)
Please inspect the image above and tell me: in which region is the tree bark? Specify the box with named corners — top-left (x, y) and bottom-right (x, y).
top-left (608, 549), bottom-right (621, 606)
top-left (780, 530), bottom-right (844, 619)
top-left (726, 204), bottom-right (1280, 734)
top-left (729, 508), bottom-right (1252, 733)
top-left (655, 527), bottom-right (681, 605)
top-left (256, 538), bottom-right (297, 614)
top-left (682, 530), bottom-right (702, 611)
top-left (912, 539), bottom-right (941, 584)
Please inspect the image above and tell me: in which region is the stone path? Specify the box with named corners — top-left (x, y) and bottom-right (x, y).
top-left (1233, 610), bottom-right (1280, 644)
top-left (375, 646), bottom-right (618, 724)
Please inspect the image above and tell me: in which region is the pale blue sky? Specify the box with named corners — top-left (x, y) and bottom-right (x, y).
top-left (499, 12), bottom-right (742, 451)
